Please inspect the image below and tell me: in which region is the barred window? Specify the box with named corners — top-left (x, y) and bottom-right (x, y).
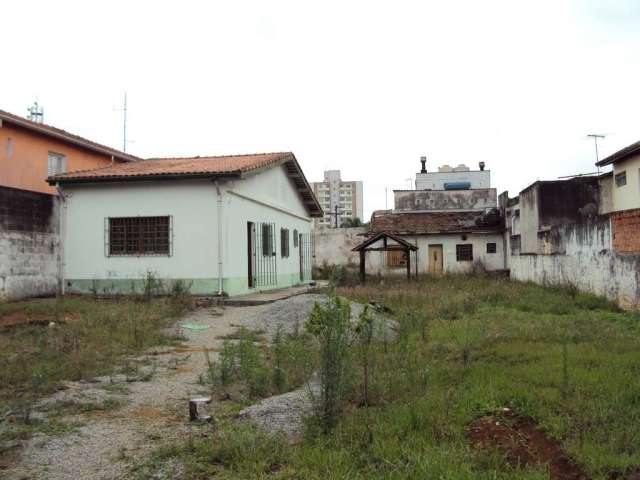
top-left (456, 244), bottom-right (473, 261)
top-left (486, 242), bottom-right (497, 254)
top-left (293, 229), bottom-right (298, 247)
top-left (262, 223), bottom-right (274, 256)
top-left (387, 250), bottom-right (407, 267)
top-left (280, 228), bottom-right (290, 258)
top-left (108, 216), bottom-right (170, 256)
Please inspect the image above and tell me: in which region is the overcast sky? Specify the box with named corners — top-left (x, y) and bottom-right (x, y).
top-left (2, 0), bottom-right (639, 219)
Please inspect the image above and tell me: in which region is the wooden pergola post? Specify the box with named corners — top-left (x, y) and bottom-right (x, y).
top-left (352, 232), bottom-right (418, 286)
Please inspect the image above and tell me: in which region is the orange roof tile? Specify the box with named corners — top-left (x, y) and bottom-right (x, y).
top-left (48, 152), bottom-right (323, 217)
top-left (48, 152), bottom-right (290, 181)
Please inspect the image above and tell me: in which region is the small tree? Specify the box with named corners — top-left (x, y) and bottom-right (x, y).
top-left (354, 305), bottom-right (374, 406)
top-left (340, 217), bottom-right (363, 228)
top-left (305, 297), bottom-right (352, 433)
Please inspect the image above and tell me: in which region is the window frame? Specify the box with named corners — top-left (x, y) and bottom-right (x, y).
top-left (486, 242), bottom-right (497, 254)
top-left (280, 228), bottom-right (290, 258)
top-left (261, 223), bottom-right (275, 257)
top-left (456, 244), bottom-right (473, 262)
top-left (387, 249), bottom-right (407, 267)
top-left (106, 215), bottom-right (172, 257)
top-left (615, 171), bottom-right (627, 188)
top-left (47, 151), bottom-right (67, 177)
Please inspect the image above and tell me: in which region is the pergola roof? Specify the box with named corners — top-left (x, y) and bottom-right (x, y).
top-left (352, 231), bottom-right (418, 252)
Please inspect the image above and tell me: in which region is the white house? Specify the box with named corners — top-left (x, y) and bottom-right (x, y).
top-left (48, 152), bottom-right (323, 296)
top-left (356, 158), bottom-right (504, 276)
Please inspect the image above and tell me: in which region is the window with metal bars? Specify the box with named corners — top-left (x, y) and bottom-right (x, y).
top-left (107, 216), bottom-right (171, 256)
top-left (262, 223), bottom-right (275, 256)
top-left (293, 229), bottom-right (298, 247)
top-left (387, 250), bottom-right (407, 267)
top-left (280, 228), bottom-right (290, 258)
top-left (456, 244), bottom-right (473, 261)
top-left (486, 242), bottom-right (497, 253)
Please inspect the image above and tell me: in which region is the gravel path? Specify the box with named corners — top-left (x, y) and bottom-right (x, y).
top-left (3, 295), bottom-right (326, 480)
top-left (3, 293), bottom-right (394, 479)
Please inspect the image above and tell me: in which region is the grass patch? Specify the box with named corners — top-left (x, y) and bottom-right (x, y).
top-left (0, 296), bottom-right (190, 417)
top-left (129, 276), bottom-right (640, 478)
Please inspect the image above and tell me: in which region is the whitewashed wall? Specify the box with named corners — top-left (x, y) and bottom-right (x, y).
top-left (61, 165), bottom-right (314, 296)
top-left (62, 180), bottom-right (220, 292)
top-left (363, 233), bottom-right (505, 275)
top-left (509, 218), bottom-right (640, 309)
top-left (313, 226), bottom-right (368, 268)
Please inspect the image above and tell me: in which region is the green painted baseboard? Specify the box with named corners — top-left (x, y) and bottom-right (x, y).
top-left (65, 273), bottom-right (311, 297)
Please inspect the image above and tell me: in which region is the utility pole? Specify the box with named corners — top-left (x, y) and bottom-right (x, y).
top-left (327, 205), bottom-right (342, 228)
top-left (587, 134), bottom-right (605, 172)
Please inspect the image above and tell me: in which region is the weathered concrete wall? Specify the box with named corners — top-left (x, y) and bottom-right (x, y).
top-left (393, 188), bottom-right (497, 211)
top-left (313, 226), bottom-right (368, 267)
top-left (519, 186), bottom-right (539, 254)
top-left (509, 216), bottom-right (640, 309)
top-left (598, 174), bottom-right (613, 215)
top-left (0, 186), bottom-right (59, 301)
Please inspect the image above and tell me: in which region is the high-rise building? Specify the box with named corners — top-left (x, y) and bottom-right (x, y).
top-left (312, 170), bottom-right (363, 228)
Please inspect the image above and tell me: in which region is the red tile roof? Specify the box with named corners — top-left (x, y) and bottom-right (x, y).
top-left (0, 109), bottom-right (139, 162)
top-left (49, 152), bottom-right (291, 181)
top-left (48, 152), bottom-right (323, 217)
top-left (370, 209), bottom-right (502, 234)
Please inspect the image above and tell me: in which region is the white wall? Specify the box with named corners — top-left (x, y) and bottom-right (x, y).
top-left (223, 165), bottom-right (313, 293)
top-left (415, 170), bottom-right (490, 190)
top-left (313, 226), bottom-right (368, 267)
top-left (362, 233), bottom-right (505, 275)
top-left (62, 179), bottom-right (219, 284)
top-left (509, 218), bottom-right (640, 309)
top-left (61, 164), bottom-right (315, 296)
top-left (612, 154), bottom-right (640, 212)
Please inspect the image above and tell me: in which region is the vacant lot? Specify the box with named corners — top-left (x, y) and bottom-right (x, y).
top-left (2, 276), bottom-right (639, 480)
top-left (0, 294), bottom-right (190, 472)
top-left (139, 275), bottom-right (640, 480)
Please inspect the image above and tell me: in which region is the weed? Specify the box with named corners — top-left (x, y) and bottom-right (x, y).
top-left (305, 296), bottom-right (353, 433)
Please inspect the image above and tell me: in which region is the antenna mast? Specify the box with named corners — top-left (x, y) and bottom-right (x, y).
top-left (122, 92), bottom-right (128, 152)
top-left (27, 101), bottom-right (44, 123)
top-left (587, 134), bottom-right (605, 172)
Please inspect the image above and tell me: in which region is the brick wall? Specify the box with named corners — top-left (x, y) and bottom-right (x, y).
top-left (612, 208), bottom-right (640, 253)
top-left (0, 186), bottom-right (59, 301)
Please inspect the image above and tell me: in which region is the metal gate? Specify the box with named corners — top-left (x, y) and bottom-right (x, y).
top-left (249, 222), bottom-right (277, 287)
top-left (298, 232), bottom-right (313, 282)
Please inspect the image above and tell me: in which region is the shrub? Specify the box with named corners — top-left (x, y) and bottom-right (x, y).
top-left (305, 296), bottom-right (353, 433)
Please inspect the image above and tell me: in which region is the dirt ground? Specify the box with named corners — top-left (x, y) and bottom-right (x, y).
top-left (2, 295), bottom-right (325, 480)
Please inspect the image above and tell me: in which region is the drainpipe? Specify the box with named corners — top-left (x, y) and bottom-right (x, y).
top-left (55, 183), bottom-right (67, 297)
top-left (215, 181), bottom-right (224, 295)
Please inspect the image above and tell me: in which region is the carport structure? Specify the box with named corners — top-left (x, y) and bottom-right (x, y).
top-left (352, 232), bottom-right (418, 283)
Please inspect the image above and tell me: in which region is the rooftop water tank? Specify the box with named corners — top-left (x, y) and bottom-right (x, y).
top-left (444, 182), bottom-right (471, 190)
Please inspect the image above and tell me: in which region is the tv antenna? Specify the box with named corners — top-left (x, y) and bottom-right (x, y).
top-left (587, 134), bottom-right (605, 172)
top-left (27, 101), bottom-right (44, 123)
top-left (115, 92), bottom-right (129, 152)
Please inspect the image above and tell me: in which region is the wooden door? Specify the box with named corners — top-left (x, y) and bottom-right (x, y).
top-left (428, 244), bottom-right (443, 274)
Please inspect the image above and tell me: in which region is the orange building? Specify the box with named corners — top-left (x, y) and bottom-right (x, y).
top-left (0, 109), bottom-right (138, 195)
